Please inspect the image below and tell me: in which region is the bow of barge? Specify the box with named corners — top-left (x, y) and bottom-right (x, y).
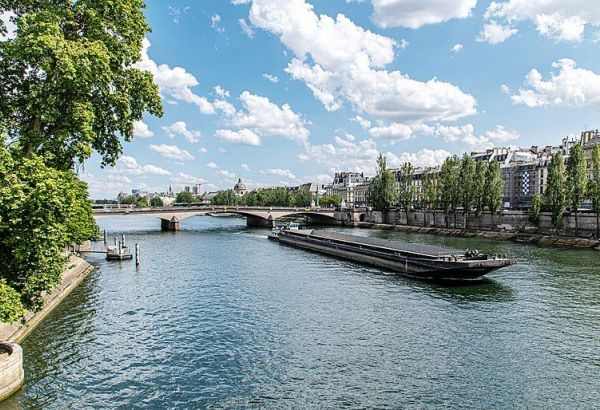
top-left (270, 229), bottom-right (510, 282)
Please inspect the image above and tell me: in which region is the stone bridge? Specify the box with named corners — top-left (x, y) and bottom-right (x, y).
top-left (93, 206), bottom-right (366, 231)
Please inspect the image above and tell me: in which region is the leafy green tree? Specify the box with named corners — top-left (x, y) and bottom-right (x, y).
top-left (459, 154), bottom-right (476, 229)
top-left (566, 144), bottom-right (588, 236)
top-left (473, 160), bottom-right (487, 228)
top-left (0, 149), bottom-right (98, 313)
top-left (176, 191), bottom-right (196, 204)
top-left (529, 193), bottom-right (543, 226)
top-left (545, 151), bottom-right (567, 234)
top-left (367, 154), bottom-right (398, 212)
top-left (397, 162), bottom-right (414, 225)
top-left (210, 190), bottom-right (237, 206)
top-left (439, 156), bottom-right (461, 228)
top-left (423, 171), bottom-right (439, 226)
top-left (149, 197), bottom-right (164, 207)
top-left (589, 145), bottom-right (600, 238)
top-left (320, 194), bottom-right (341, 207)
top-left (0, 0), bottom-right (163, 169)
top-left (294, 188), bottom-right (313, 207)
top-left (120, 195), bottom-right (137, 205)
top-left (137, 197), bottom-right (149, 208)
top-left (0, 281), bottom-right (24, 323)
top-left (483, 160), bottom-right (504, 223)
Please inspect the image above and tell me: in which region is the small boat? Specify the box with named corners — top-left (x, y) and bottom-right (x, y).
top-left (268, 222), bottom-right (300, 240)
top-left (106, 244), bottom-right (133, 261)
top-left (270, 229), bottom-right (511, 282)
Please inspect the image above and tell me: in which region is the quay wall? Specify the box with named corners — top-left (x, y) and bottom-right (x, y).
top-left (362, 210), bottom-right (600, 248)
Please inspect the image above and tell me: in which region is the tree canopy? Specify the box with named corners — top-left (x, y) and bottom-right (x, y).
top-left (367, 154), bottom-right (398, 211)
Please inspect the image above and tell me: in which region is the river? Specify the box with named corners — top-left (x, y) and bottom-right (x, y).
top-left (2, 215), bottom-right (600, 408)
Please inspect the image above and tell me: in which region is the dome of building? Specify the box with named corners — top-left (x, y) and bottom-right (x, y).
top-left (234, 178), bottom-right (247, 196)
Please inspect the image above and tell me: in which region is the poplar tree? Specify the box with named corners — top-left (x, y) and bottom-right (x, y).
top-left (545, 151), bottom-right (567, 234)
top-left (473, 160), bottom-right (487, 228)
top-left (459, 154), bottom-right (476, 229)
top-left (566, 144), bottom-right (587, 236)
top-left (589, 145), bottom-right (600, 238)
top-left (397, 162), bottom-right (414, 225)
top-left (483, 160), bottom-right (504, 223)
top-left (367, 154), bottom-right (398, 212)
top-left (439, 156), bottom-right (461, 228)
top-left (423, 170), bottom-right (439, 226)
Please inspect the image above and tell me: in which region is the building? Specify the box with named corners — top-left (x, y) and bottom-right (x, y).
top-left (324, 172), bottom-right (370, 207)
top-left (234, 178), bottom-right (247, 196)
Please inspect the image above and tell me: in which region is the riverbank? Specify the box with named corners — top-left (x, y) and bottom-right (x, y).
top-left (356, 222), bottom-right (600, 250)
top-left (0, 255), bottom-right (94, 343)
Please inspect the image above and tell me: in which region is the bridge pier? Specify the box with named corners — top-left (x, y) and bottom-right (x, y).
top-left (161, 217), bottom-right (180, 231)
top-left (246, 215), bottom-right (274, 228)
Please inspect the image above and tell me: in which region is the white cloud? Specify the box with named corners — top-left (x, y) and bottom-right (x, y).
top-left (241, 163), bottom-right (251, 171)
top-left (149, 144), bottom-right (195, 161)
top-left (211, 14), bottom-right (225, 33)
top-left (451, 43), bottom-right (464, 53)
top-left (511, 59), bottom-right (600, 108)
top-left (240, 0), bottom-right (476, 123)
top-left (113, 155), bottom-right (172, 176)
top-left (477, 21), bottom-right (518, 44)
top-left (500, 84), bottom-right (511, 94)
top-left (135, 39), bottom-right (215, 114)
top-left (220, 91), bottom-right (310, 144)
top-left (239, 18), bottom-right (255, 38)
top-left (260, 168), bottom-right (296, 179)
top-left (199, 147), bottom-right (208, 153)
top-left (133, 120), bottom-right (154, 138)
top-left (262, 73), bottom-right (280, 83)
top-left (217, 170), bottom-right (237, 179)
top-left (214, 85), bottom-right (230, 98)
top-left (367, 0), bottom-right (477, 29)
top-left (162, 121), bottom-right (201, 143)
top-left (352, 115), bottom-right (372, 130)
top-left (368, 123), bottom-right (413, 140)
top-left (206, 162), bottom-right (218, 169)
top-left (215, 129), bottom-right (262, 146)
top-left (484, 0), bottom-right (600, 42)
top-left (386, 148), bottom-right (453, 168)
top-left (171, 173), bottom-right (208, 185)
top-left (299, 136), bottom-right (381, 175)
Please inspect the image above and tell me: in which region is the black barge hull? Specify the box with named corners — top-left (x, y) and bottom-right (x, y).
top-left (273, 230), bottom-right (510, 282)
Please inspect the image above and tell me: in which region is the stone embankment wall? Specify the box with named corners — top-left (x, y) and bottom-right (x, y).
top-left (363, 210), bottom-right (600, 248)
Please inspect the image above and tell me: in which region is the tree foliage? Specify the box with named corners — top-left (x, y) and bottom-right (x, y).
top-left (397, 162), bottom-right (414, 221)
top-left (439, 156), bottom-right (461, 227)
top-left (149, 197), bottom-right (164, 207)
top-left (320, 194), bottom-right (341, 207)
top-left (545, 151), bottom-right (567, 232)
top-left (0, 0), bottom-right (163, 169)
top-left (473, 160), bottom-right (487, 217)
top-left (367, 154), bottom-right (398, 211)
top-left (459, 154), bottom-right (476, 228)
top-left (566, 144), bottom-right (587, 235)
top-left (589, 145), bottom-right (600, 238)
top-left (423, 170), bottom-right (439, 225)
top-left (484, 160), bottom-right (504, 216)
top-left (176, 191), bottom-right (198, 204)
top-left (211, 187), bottom-right (315, 208)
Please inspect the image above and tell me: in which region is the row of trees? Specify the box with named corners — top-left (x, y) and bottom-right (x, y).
top-left (530, 144), bottom-right (600, 236)
top-left (367, 154), bottom-right (504, 228)
top-left (210, 188), bottom-right (341, 208)
top-left (0, 1), bottom-right (161, 322)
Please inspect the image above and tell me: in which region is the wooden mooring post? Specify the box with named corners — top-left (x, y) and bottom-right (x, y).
top-left (135, 243), bottom-right (140, 267)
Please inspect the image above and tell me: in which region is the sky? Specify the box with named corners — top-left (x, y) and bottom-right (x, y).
top-left (34, 1), bottom-right (600, 198)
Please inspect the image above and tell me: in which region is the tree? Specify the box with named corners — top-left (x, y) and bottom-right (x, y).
top-left (210, 190), bottom-right (237, 206)
top-left (459, 154), bottom-right (476, 229)
top-left (120, 195), bottom-right (137, 205)
top-left (529, 193), bottom-right (543, 226)
top-left (1, 0), bottom-right (163, 170)
top-left (0, 148), bottom-right (98, 316)
top-left (545, 151), bottom-right (567, 234)
top-left (423, 171), bottom-right (439, 227)
top-left (566, 144), bottom-right (588, 236)
top-left (320, 194), bottom-right (341, 207)
top-left (473, 160), bottom-right (487, 228)
top-left (439, 156), bottom-right (461, 228)
top-left (176, 191), bottom-right (196, 204)
top-left (137, 197), bottom-right (149, 208)
top-left (397, 162), bottom-right (414, 225)
top-left (483, 160), bottom-right (504, 223)
top-left (150, 197), bottom-right (164, 207)
top-left (294, 187), bottom-right (313, 207)
top-left (589, 145), bottom-right (600, 238)
top-left (367, 154), bottom-right (398, 212)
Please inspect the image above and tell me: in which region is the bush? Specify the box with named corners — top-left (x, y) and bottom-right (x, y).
top-left (0, 281), bottom-right (25, 323)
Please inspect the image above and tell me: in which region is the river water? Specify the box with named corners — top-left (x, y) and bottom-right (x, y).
top-left (3, 215), bottom-right (600, 408)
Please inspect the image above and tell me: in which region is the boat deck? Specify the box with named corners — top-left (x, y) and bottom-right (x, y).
top-left (293, 230), bottom-right (463, 257)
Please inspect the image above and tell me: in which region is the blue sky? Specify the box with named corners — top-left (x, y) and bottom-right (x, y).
top-left (81, 0), bottom-right (600, 198)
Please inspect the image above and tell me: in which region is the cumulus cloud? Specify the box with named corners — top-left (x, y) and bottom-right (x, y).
top-left (113, 155), bottom-right (172, 176)
top-left (238, 0), bottom-right (476, 123)
top-left (368, 123), bottom-right (413, 140)
top-left (239, 18), bottom-right (255, 38)
top-left (162, 121), bottom-right (201, 143)
top-left (133, 120), bottom-right (154, 138)
top-left (149, 144), bottom-right (195, 161)
top-left (260, 168), bottom-right (296, 179)
top-left (386, 148), bottom-right (453, 168)
top-left (483, 0), bottom-right (600, 42)
top-left (217, 170), bottom-right (236, 179)
top-left (171, 173), bottom-right (208, 185)
top-left (352, 115), bottom-right (372, 130)
top-left (477, 21), bottom-right (518, 44)
top-left (215, 129), bottom-right (262, 146)
top-left (206, 162), bottom-right (218, 169)
top-left (366, 0), bottom-right (477, 29)
top-left (262, 73), bottom-right (280, 83)
top-left (511, 59), bottom-right (600, 108)
top-left (241, 164), bottom-right (251, 171)
top-left (135, 39), bottom-right (215, 114)
top-left (451, 43), bottom-right (464, 53)
top-left (211, 14), bottom-right (225, 33)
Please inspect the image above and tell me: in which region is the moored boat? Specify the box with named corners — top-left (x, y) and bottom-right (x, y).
top-left (271, 229), bottom-right (511, 282)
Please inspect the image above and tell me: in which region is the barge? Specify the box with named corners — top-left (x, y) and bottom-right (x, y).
top-left (269, 229), bottom-right (510, 281)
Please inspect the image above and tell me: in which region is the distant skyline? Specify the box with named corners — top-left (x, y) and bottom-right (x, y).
top-left (62, 0), bottom-right (600, 198)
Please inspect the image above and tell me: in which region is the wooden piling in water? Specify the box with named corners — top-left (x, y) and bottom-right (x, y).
top-left (135, 244), bottom-right (140, 267)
